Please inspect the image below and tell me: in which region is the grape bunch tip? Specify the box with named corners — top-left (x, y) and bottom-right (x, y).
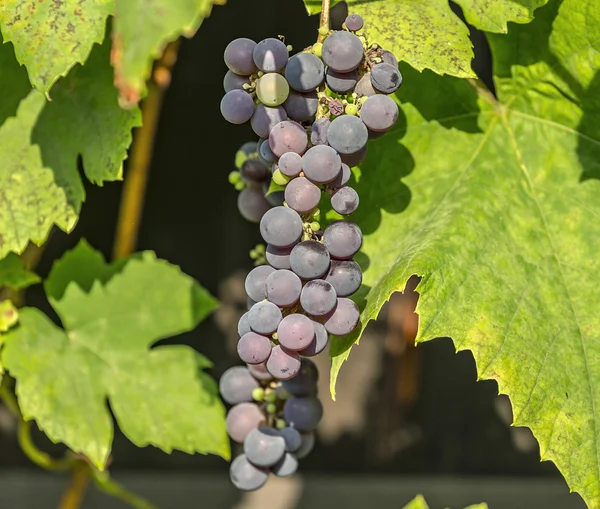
top-left (220, 13), bottom-right (403, 491)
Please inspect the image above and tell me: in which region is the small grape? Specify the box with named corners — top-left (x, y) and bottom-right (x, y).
top-left (265, 269), bottom-right (302, 307)
top-left (302, 145), bottom-right (342, 184)
top-left (283, 396), bottom-right (324, 431)
top-left (248, 301), bottom-right (282, 335)
top-left (272, 169), bottom-right (290, 186)
top-left (269, 121), bottom-right (309, 157)
top-left (331, 186), bottom-right (359, 215)
top-left (245, 265), bottom-right (275, 302)
top-left (256, 73), bottom-right (290, 107)
top-left (230, 454), bottom-right (269, 491)
top-left (328, 115), bottom-right (368, 155)
top-left (381, 50), bottom-right (398, 67)
top-left (284, 91), bottom-right (319, 122)
top-left (259, 139), bottom-right (276, 164)
top-left (265, 244), bottom-right (294, 270)
top-left (360, 94), bottom-right (399, 132)
top-left (329, 163), bottom-right (351, 188)
top-left (290, 241), bottom-right (331, 280)
top-left (266, 345), bottom-right (301, 379)
top-left (219, 366), bottom-right (259, 405)
top-left (240, 158), bottom-right (270, 184)
top-left (281, 358), bottom-right (319, 396)
top-left (226, 402), bottom-right (266, 443)
top-left (237, 187), bottom-right (272, 223)
top-left (355, 72), bottom-right (377, 97)
top-left (345, 14), bottom-right (364, 31)
top-left (251, 104), bottom-right (287, 139)
top-left (272, 453), bottom-right (298, 477)
top-left (248, 362), bottom-right (274, 382)
top-left (284, 176), bottom-right (321, 214)
top-left (299, 320), bottom-right (329, 357)
top-left (260, 206), bottom-right (304, 247)
top-left (279, 427), bottom-right (302, 452)
top-left (278, 152), bottom-right (303, 178)
top-left (253, 38), bottom-right (289, 72)
top-left (322, 31), bottom-right (364, 73)
top-left (252, 387), bottom-right (265, 401)
top-left (370, 63), bottom-right (403, 94)
top-left (310, 118), bottom-right (331, 146)
top-left (325, 260), bottom-right (362, 297)
top-left (300, 279), bottom-right (337, 316)
top-left (224, 38), bottom-right (258, 75)
top-left (221, 90), bottom-right (255, 124)
top-left (322, 297), bottom-right (360, 335)
top-left (312, 42), bottom-right (323, 57)
top-left (323, 220), bottom-right (362, 259)
top-left (238, 312), bottom-right (252, 336)
top-left (244, 427), bottom-right (286, 467)
top-left (285, 53), bottom-right (325, 92)
top-left (237, 332), bottom-right (272, 364)
top-left (325, 67), bottom-right (358, 93)
top-left (277, 314), bottom-right (315, 351)
top-left (223, 70), bottom-right (250, 93)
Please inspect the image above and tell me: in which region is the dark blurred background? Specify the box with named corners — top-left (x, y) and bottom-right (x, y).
top-left (0, 1), bottom-right (586, 508)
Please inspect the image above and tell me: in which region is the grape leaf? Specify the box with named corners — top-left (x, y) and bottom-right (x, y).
top-left (0, 300), bottom-right (18, 332)
top-left (402, 496), bottom-right (488, 509)
top-left (0, 253), bottom-right (40, 290)
top-left (2, 241), bottom-right (228, 469)
top-left (452, 0), bottom-right (549, 32)
top-left (0, 0), bottom-right (113, 94)
top-left (330, 0), bottom-right (600, 506)
top-left (111, 0), bottom-right (219, 106)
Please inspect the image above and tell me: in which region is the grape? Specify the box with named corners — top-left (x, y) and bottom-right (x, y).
top-left (381, 49), bottom-right (398, 67)
top-left (299, 320), bottom-right (329, 357)
top-left (265, 188), bottom-right (285, 207)
top-left (278, 152), bottom-right (303, 178)
top-left (340, 144), bottom-right (368, 167)
top-left (256, 73), bottom-right (290, 107)
top-left (310, 118), bottom-right (330, 146)
top-left (325, 67), bottom-right (358, 93)
top-left (279, 427), bottom-right (302, 452)
top-left (224, 38), bottom-right (258, 75)
top-left (345, 14), bottom-right (364, 31)
top-left (238, 331), bottom-right (272, 364)
top-left (251, 104), bottom-right (287, 138)
top-left (327, 115), bottom-right (368, 155)
top-left (259, 139), bottom-right (276, 165)
top-left (322, 297), bottom-right (360, 335)
top-left (253, 38), bottom-right (289, 72)
top-left (240, 158), bottom-right (270, 184)
top-left (370, 63), bottom-right (403, 94)
top-left (359, 94), bottom-right (399, 132)
top-left (230, 454), bottom-right (269, 491)
top-left (283, 396), bottom-right (323, 431)
top-left (269, 121), bottom-right (308, 157)
top-left (220, 366), bottom-right (259, 404)
top-left (322, 31), bottom-right (364, 73)
top-left (331, 186), bottom-right (359, 215)
top-left (266, 345), bottom-right (301, 379)
top-left (237, 187), bottom-right (272, 223)
top-left (248, 362), bottom-right (274, 382)
top-left (296, 432), bottom-right (315, 459)
top-left (223, 70), bottom-right (250, 92)
top-left (300, 279), bottom-right (337, 316)
top-left (238, 311), bottom-right (252, 336)
top-left (244, 426), bottom-right (286, 467)
top-left (290, 241), bottom-right (330, 279)
top-left (260, 206), bottom-right (304, 247)
top-left (282, 358), bottom-right (318, 396)
top-left (265, 244), bottom-right (293, 269)
top-left (325, 260), bottom-right (362, 297)
top-left (236, 141), bottom-right (260, 169)
top-left (226, 402), bottom-right (266, 443)
top-left (329, 163), bottom-right (351, 188)
top-left (248, 301), bottom-right (282, 335)
top-left (285, 53), bottom-right (325, 92)
top-left (355, 72), bottom-right (377, 97)
top-left (284, 91), bottom-right (318, 122)
top-left (302, 145), bottom-right (342, 184)
top-left (323, 220), bottom-right (362, 259)
top-left (272, 453), bottom-right (298, 477)
top-left (265, 269), bottom-right (302, 307)
top-left (245, 265), bottom-right (275, 302)
top-left (221, 90), bottom-right (255, 124)
top-left (284, 176), bottom-right (321, 214)
top-left (277, 314), bottom-right (315, 351)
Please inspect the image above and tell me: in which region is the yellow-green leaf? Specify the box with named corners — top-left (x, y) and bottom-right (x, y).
top-left (0, 300), bottom-right (18, 332)
top-left (0, 253), bottom-right (40, 290)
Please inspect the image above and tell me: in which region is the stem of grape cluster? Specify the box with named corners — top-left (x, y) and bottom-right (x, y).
top-left (317, 0), bottom-right (331, 43)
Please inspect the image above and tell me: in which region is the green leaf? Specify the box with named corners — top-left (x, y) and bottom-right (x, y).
top-left (0, 0), bottom-right (113, 94)
top-left (111, 0), bottom-right (217, 106)
top-left (0, 300), bottom-right (18, 332)
top-left (0, 254), bottom-right (40, 290)
top-left (401, 496), bottom-right (488, 509)
top-left (452, 0), bottom-right (549, 32)
top-left (2, 242), bottom-right (227, 469)
top-left (331, 0), bottom-right (600, 506)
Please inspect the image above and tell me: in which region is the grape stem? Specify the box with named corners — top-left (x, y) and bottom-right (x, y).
top-left (317, 0), bottom-right (331, 43)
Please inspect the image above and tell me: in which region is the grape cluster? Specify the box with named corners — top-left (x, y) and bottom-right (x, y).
top-left (220, 13), bottom-right (402, 490)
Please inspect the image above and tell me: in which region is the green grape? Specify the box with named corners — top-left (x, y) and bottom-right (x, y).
top-left (265, 391), bottom-right (278, 403)
top-left (234, 181), bottom-right (245, 191)
top-left (266, 403), bottom-right (277, 414)
top-left (256, 73), bottom-right (290, 107)
top-left (272, 169), bottom-right (291, 186)
top-left (310, 221), bottom-right (321, 231)
top-left (229, 171), bottom-right (241, 184)
top-left (276, 419), bottom-right (287, 429)
top-left (345, 104), bottom-right (359, 115)
top-left (312, 42), bottom-right (323, 57)
top-left (318, 26), bottom-right (329, 36)
top-left (252, 387), bottom-right (265, 401)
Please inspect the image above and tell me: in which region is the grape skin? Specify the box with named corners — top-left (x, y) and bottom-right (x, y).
top-left (290, 241), bottom-right (331, 280)
top-left (355, 72), bottom-right (377, 97)
top-left (253, 38), bottom-right (289, 72)
top-left (237, 187), bottom-right (272, 223)
top-left (370, 63), bottom-right (403, 94)
top-left (322, 31), bottom-right (364, 73)
top-left (251, 104), bottom-right (287, 139)
top-left (299, 320), bottom-right (329, 357)
top-left (223, 70), bottom-right (250, 93)
top-left (345, 14), bottom-right (364, 31)
top-left (247, 362), bottom-right (274, 382)
top-left (300, 279), bottom-right (338, 316)
top-left (256, 73), bottom-right (290, 107)
top-left (283, 396), bottom-right (324, 431)
top-left (238, 312), bottom-right (252, 336)
top-left (302, 145), bottom-right (342, 184)
top-left (325, 260), bottom-right (362, 297)
top-left (265, 244), bottom-right (294, 270)
top-left (296, 432), bottom-right (315, 459)
top-left (277, 314), bottom-right (315, 351)
top-left (282, 358), bottom-right (319, 396)
top-left (272, 453), bottom-right (298, 477)
top-left (265, 269), bottom-right (302, 307)
top-left (224, 38), bottom-right (258, 75)
top-left (220, 366), bottom-right (259, 405)
top-left (331, 186), bottom-right (359, 215)
top-left (284, 91), bottom-right (319, 122)
top-left (322, 297), bottom-right (360, 335)
top-left (323, 220), bottom-right (363, 259)
top-left (269, 121), bottom-right (309, 157)
top-left (244, 427), bottom-right (286, 467)
top-left (230, 454), bottom-right (269, 491)
top-left (260, 206), bottom-right (304, 248)
top-left (245, 265), bottom-right (275, 302)
top-left (325, 67), bottom-right (358, 93)
top-left (329, 163), bottom-right (351, 188)
top-left (221, 90), bottom-right (255, 124)
top-left (226, 402), bottom-right (266, 443)
top-left (279, 427), bottom-right (302, 452)
top-left (238, 332), bottom-right (272, 364)
top-left (278, 152), bottom-right (303, 178)
top-left (327, 115), bottom-right (368, 155)
top-left (241, 158), bottom-right (270, 184)
top-left (285, 53), bottom-right (325, 92)
top-left (381, 50), bottom-right (398, 67)
top-left (259, 139), bottom-right (276, 164)
top-left (266, 345), bottom-right (301, 379)
top-left (248, 301), bottom-right (282, 335)
top-left (359, 94), bottom-right (399, 132)
top-left (310, 118), bottom-right (330, 146)
top-left (284, 176), bottom-right (321, 214)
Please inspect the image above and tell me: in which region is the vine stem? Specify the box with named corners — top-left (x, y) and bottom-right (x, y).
top-left (112, 41), bottom-right (180, 260)
top-left (317, 0), bottom-right (331, 43)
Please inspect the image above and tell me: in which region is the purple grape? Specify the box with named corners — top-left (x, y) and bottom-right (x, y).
top-left (259, 139), bottom-right (276, 164)
top-left (220, 366), bottom-right (259, 405)
top-left (299, 320), bottom-right (329, 357)
top-left (327, 115), bottom-right (368, 155)
top-left (238, 312), bottom-right (252, 336)
top-left (272, 453), bottom-right (298, 477)
top-left (251, 104), bottom-right (287, 138)
top-left (310, 118), bottom-right (330, 146)
top-left (244, 427), bottom-right (286, 467)
top-left (360, 94), bottom-right (399, 132)
top-left (240, 158), bottom-right (270, 184)
top-left (331, 186), bottom-right (359, 215)
top-left (266, 345), bottom-right (301, 379)
top-left (284, 91), bottom-right (318, 122)
top-left (296, 432), bottom-right (315, 459)
top-left (237, 187), bottom-right (271, 223)
top-left (322, 297), bottom-right (360, 335)
top-left (381, 50), bottom-right (398, 67)
top-left (302, 145), bottom-right (342, 184)
top-left (248, 301), bottom-right (282, 335)
top-left (345, 14), bottom-right (364, 31)
top-left (281, 358), bottom-right (319, 396)
top-left (248, 362), bottom-right (274, 382)
top-left (253, 38), bottom-right (289, 72)
top-left (265, 244), bottom-right (294, 269)
top-left (221, 90), bottom-right (255, 124)
top-left (370, 63), bottom-right (403, 94)
top-left (284, 176), bottom-right (321, 214)
top-left (290, 241), bottom-right (330, 280)
top-left (245, 265), bottom-right (275, 302)
top-left (325, 67), bottom-right (358, 93)
top-left (283, 396), bottom-right (323, 431)
top-left (323, 220), bottom-right (362, 259)
top-left (226, 402), bottom-right (266, 443)
top-left (237, 332), bottom-right (272, 364)
top-left (285, 53), bottom-right (325, 92)
top-left (265, 269), bottom-right (302, 307)
top-left (300, 280), bottom-right (337, 316)
top-left (325, 260), bottom-right (362, 297)
top-left (223, 70), bottom-right (250, 92)
top-left (329, 163), bottom-right (351, 188)
top-left (355, 72), bottom-right (376, 97)
top-left (278, 152), bottom-right (303, 178)
top-left (279, 427), bottom-right (302, 452)
top-left (269, 121), bottom-right (308, 157)
top-left (260, 206), bottom-right (304, 248)
top-left (230, 454), bottom-right (268, 491)
top-left (340, 144), bottom-right (368, 167)
top-left (322, 31), bottom-right (364, 73)
top-left (277, 314), bottom-right (315, 351)
top-left (224, 38), bottom-right (258, 75)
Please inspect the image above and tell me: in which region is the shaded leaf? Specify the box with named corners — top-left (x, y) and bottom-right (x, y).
top-left (0, 253), bottom-right (41, 290)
